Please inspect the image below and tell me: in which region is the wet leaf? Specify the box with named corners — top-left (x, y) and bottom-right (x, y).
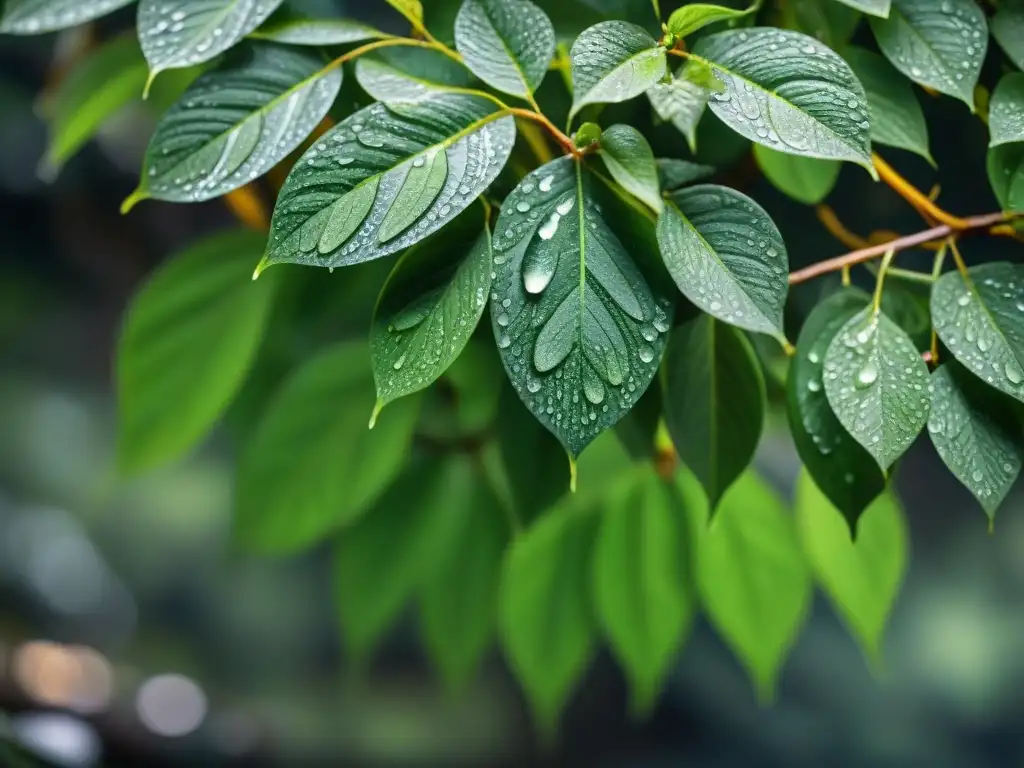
top-left (666, 2), bottom-right (754, 38)
top-left (251, 13), bottom-right (385, 45)
top-left (830, 0), bottom-right (889, 15)
top-left (988, 143), bottom-right (1024, 212)
top-left (989, 73), bottom-right (1024, 148)
top-left (647, 63), bottom-right (710, 153)
top-left (656, 158), bottom-right (715, 191)
top-left (0, 0), bottom-right (132, 33)
top-left (598, 123), bottom-right (662, 213)
top-left (753, 144), bottom-right (840, 205)
top-left (355, 47), bottom-right (473, 104)
top-left (992, 0), bottom-right (1024, 72)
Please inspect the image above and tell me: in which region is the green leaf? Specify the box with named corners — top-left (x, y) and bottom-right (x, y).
top-left (823, 306), bottom-right (931, 471)
top-left (613, 376), bottom-right (661, 459)
top-left (499, 502), bottom-right (598, 731)
top-left (753, 144), bottom-right (840, 205)
top-left (335, 455), bottom-right (471, 660)
top-left (843, 46), bottom-right (933, 165)
top-left (454, 0), bottom-right (555, 99)
top-left (354, 47), bottom-right (474, 104)
top-left (370, 210), bottom-right (492, 414)
top-left (656, 158), bottom-right (715, 191)
top-left (647, 62), bottom-right (714, 154)
top-left (657, 184), bottom-right (789, 338)
top-left (992, 0), bottom-right (1024, 72)
top-left (787, 289), bottom-right (886, 534)
top-left (593, 469), bottom-right (694, 713)
top-left (795, 470), bottom-right (907, 664)
top-left (829, 0), bottom-right (889, 16)
top-left (234, 342), bottom-right (421, 554)
top-left (251, 14), bottom-right (385, 45)
top-left (117, 229), bottom-right (274, 475)
top-left (138, 0), bottom-right (286, 85)
top-left (490, 156), bottom-right (673, 459)
top-left (931, 263), bottom-right (1024, 404)
top-left (868, 0), bottom-right (987, 110)
top-left (385, 0), bottom-right (425, 30)
top-left (0, 0), bottom-right (133, 33)
top-left (785, 0), bottom-right (862, 50)
top-left (988, 143), bottom-right (1024, 212)
top-left (598, 123), bottom-right (662, 213)
top-left (569, 20), bottom-right (667, 120)
top-left (666, 2), bottom-right (754, 38)
top-left (125, 43), bottom-right (341, 208)
top-left (692, 28), bottom-right (874, 171)
top-left (663, 315), bottom-right (766, 511)
top-left (264, 94), bottom-right (515, 271)
top-left (990, 73), bottom-right (1024, 148)
top-left (697, 472), bottom-right (812, 700)
top-left (928, 362), bottom-right (1024, 521)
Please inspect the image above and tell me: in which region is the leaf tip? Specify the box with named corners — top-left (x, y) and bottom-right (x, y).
top-left (142, 70), bottom-right (159, 100)
top-left (568, 452), bottom-right (578, 493)
top-left (368, 399), bottom-right (384, 429)
top-left (252, 255), bottom-right (271, 281)
top-left (121, 189), bottom-right (147, 215)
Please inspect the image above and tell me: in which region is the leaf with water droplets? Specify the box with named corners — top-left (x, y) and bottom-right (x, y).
top-left (370, 209), bottom-right (492, 415)
top-left (454, 0), bottom-right (555, 99)
top-left (265, 93), bottom-right (515, 271)
top-left (823, 306), bottom-right (931, 471)
top-left (569, 21), bottom-right (667, 120)
top-left (868, 0), bottom-right (987, 110)
top-left (491, 156), bottom-right (673, 459)
top-left (0, 0), bottom-right (133, 33)
top-left (753, 144), bottom-right (840, 205)
top-left (656, 158), bottom-right (715, 191)
top-left (138, 0), bottom-right (285, 85)
top-left (251, 12), bottom-right (385, 45)
top-left (992, 0), bottom-right (1024, 72)
top-left (928, 363), bottom-right (1024, 521)
top-left (787, 289), bottom-right (886, 535)
top-left (932, 263), bottom-right (1024, 405)
top-left (598, 124), bottom-right (662, 213)
top-left (829, 0), bottom-right (890, 16)
top-left (990, 73), bottom-right (1024, 148)
top-left (988, 143), bottom-right (1024, 213)
top-left (657, 184), bottom-right (789, 339)
top-left (692, 28), bottom-right (874, 171)
top-left (646, 63), bottom-right (710, 153)
top-left (666, 2), bottom-right (756, 38)
top-left (355, 47), bottom-right (474, 104)
top-left (663, 315), bottom-right (765, 512)
top-left (125, 43), bottom-right (340, 207)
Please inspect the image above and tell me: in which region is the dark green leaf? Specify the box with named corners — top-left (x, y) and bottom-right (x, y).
top-left (992, 0), bottom-right (1024, 72)
top-left (666, 2), bottom-right (754, 39)
top-left (0, 0), bottom-right (132, 33)
top-left (354, 47), bottom-right (473, 103)
top-left (599, 123), bottom-right (662, 213)
top-left (656, 158), bottom-right (715, 191)
top-left (647, 63), bottom-right (710, 153)
top-left (385, 0), bottom-right (425, 30)
top-left (988, 142), bottom-right (1024, 212)
top-left (786, 0), bottom-right (862, 49)
top-left (251, 14), bottom-right (385, 45)
top-left (753, 144), bottom-right (840, 205)
top-left (990, 73), bottom-right (1024, 148)
top-left (613, 376), bottom-right (661, 460)
top-left (830, 0), bottom-right (888, 15)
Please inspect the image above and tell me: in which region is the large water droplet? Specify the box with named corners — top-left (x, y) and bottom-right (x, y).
top-left (1006, 361), bottom-right (1024, 384)
top-left (855, 361), bottom-right (879, 389)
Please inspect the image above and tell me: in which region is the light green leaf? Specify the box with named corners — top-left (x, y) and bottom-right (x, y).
top-left (490, 156), bottom-right (673, 459)
top-left (354, 47), bottom-right (474, 104)
top-left (593, 469), bottom-right (694, 714)
top-left (988, 143), bottom-right (1024, 212)
top-left (657, 184), bottom-right (789, 338)
top-left (868, 0), bottom-right (987, 109)
top-left (138, 0), bottom-right (286, 84)
top-left (117, 229), bottom-right (274, 475)
top-left (264, 94), bottom-right (515, 271)
top-left (569, 20), bottom-right (667, 120)
top-left (753, 143), bottom-right (840, 205)
top-left (647, 63), bottom-right (710, 153)
top-left (990, 73), bottom-right (1024, 148)
top-left (663, 315), bottom-right (765, 511)
top-left (666, 2), bottom-right (754, 38)
top-left (928, 362), bottom-right (1024, 521)
top-left (370, 210), bottom-right (492, 414)
top-left (823, 306), bottom-right (931, 471)
top-left (599, 123), bottom-right (662, 213)
top-left (125, 43), bottom-right (341, 208)
top-left (692, 28), bottom-right (874, 171)
top-left (234, 342), bottom-right (421, 554)
top-left (931, 263), bottom-right (1024, 404)
top-left (656, 158), bottom-right (715, 190)
top-left (0, 0), bottom-right (133, 33)
top-left (829, 0), bottom-right (889, 16)
top-left (992, 0), bottom-right (1024, 72)
top-left (251, 14), bottom-right (385, 45)
top-left (787, 289), bottom-right (886, 535)
top-left (697, 472), bottom-right (812, 700)
top-left (454, 0), bottom-right (555, 98)
top-left (795, 470), bottom-right (907, 664)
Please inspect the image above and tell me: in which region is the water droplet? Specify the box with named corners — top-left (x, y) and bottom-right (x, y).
top-left (1006, 361), bottom-right (1024, 384)
top-left (855, 361), bottom-right (878, 388)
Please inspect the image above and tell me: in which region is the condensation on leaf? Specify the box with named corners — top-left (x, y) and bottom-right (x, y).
top-left (0, 0), bottom-right (133, 33)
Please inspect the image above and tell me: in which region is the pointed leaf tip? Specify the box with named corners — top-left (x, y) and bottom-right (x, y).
top-left (568, 454), bottom-right (578, 493)
top-left (121, 189), bottom-right (146, 215)
top-left (368, 399), bottom-right (384, 429)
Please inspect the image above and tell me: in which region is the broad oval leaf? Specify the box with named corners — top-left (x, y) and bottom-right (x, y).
top-left (234, 342), bottom-right (421, 554)
top-left (868, 0), bottom-right (987, 109)
top-left (988, 143), bottom-right (1024, 213)
top-left (647, 63), bottom-right (709, 154)
top-left (138, 0), bottom-right (285, 82)
top-left (355, 47), bottom-right (474, 104)
top-left (117, 229), bottom-right (274, 475)
top-left (823, 306), bottom-right (931, 471)
top-left (830, 0), bottom-right (889, 16)
top-left (666, 2), bottom-right (754, 38)
top-left (264, 94), bottom-right (515, 271)
top-left (787, 289), bottom-right (886, 535)
top-left (490, 156), bottom-right (673, 459)
top-left (0, 0), bottom-right (133, 33)
top-left (663, 315), bottom-right (766, 512)
top-left (753, 144), bottom-right (840, 205)
top-left (454, 0), bottom-right (555, 99)
top-left (929, 362), bottom-right (1024, 521)
top-left (126, 43), bottom-right (340, 207)
top-left (657, 184), bottom-right (789, 338)
top-left (569, 20), bottom-right (667, 120)
top-left (795, 469), bottom-right (907, 664)
top-left (251, 14), bottom-right (384, 45)
top-left (990, 73), bottom-right (1024, 148)
top-left (992, 0), bottom-right (1024, 72)
top-left (599, 123), bottom-right (662, 213)
top-left (692, 28), bottom-right (873, 170)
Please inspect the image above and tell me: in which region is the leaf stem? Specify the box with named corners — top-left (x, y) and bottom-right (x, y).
top-left (872, 249), bottom-right (896, 312)
top-left (872, 153), bottom-right (970, 229)
top-left (948, 238), bottom-right (971, 277)
top-left (506, 107), bottom-right (579, 155)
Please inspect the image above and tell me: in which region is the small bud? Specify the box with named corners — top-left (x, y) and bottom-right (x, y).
top-left (573, 122), bottom-right (602, 149)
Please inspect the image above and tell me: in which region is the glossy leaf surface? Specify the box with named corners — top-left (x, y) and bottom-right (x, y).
top-left (355, 47), bottom-right (473, 104)
top-left (753, 144), bottom-right (840, 205)
top-left (992, 0), bottom-right (1024, 72)
top-left (598, 123), bottom-right (662, 213)
top-left (569, 21), bottom-right (667, 119)
top-left (0, 0), bottom-right (133, 33)
top-left (990, 73), bottom-right (1024, 148)
top-left (647, 64), bottom-right (709, 154)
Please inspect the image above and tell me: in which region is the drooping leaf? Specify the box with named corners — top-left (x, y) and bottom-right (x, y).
top-left (989, 73), bottom-right (1024, 148)
top-left (787, 289), bottom-right (886, 534)
top-left (785, 0), bottom-right (862, 50)
top-left (697, 472), bottom-right (812, 700)
top-left (251, 13), bottom-right (385, 45)
top-left (117, 229), bottom-right (274, 475)
top-left (795, 469), bottom-right (907, 664)
top-left (656, 158), bottom-right (715, 191)
top-left (692, 28), bottom-right (874, 170)
top-left (490, 156), bottom-right (673, 459)
top-left (598, 123), bottom-right (662, 213)
top-left (823, 306), bottom-right (931, 471)
top-left (829, 0), bottom-right (889, 16)
top-left (454, 0), bottom-right (555, 99)
top-left (569, 20), bottom-right (667, 120)
top-left (663, 315), bottom-right (766, 511)
top-left (988, 143), bottom-right (1024, 212)
top-left (666, 2), bottom-right (755, 39)
top-left (0, 0), bottom-right (133, 33)
top-left (868, 0), bottom-right (987, 110)
top-left (928, 362), bottom-right (1024, 521)
top-left (753, 144), bottom-right (840, 205)
top-left (647, 63), bottom-right (710, 153)
top-left (234, 343), bottom-right (421, 554)
top-left (354, 47), bottom-right (474, 104)
top-left (992, 0), bottom-right (1024, 72)
top-left (264, 94), bottom-right (515, 271)
top-left (657, 184), bottom-right (789, 339)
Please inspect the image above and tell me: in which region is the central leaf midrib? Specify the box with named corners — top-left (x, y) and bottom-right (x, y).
top-left (888, 5), bottom-right (965, 91)
top-left (576, 45), bottom-right (662, 112)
